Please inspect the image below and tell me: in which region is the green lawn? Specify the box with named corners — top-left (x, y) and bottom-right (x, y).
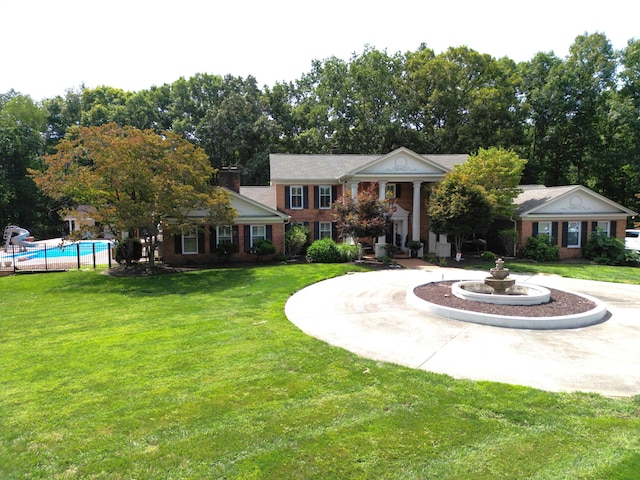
top-left (461, 260), bottom-right (640, 285)
top-left (1, 264), bottom-right (639, 479)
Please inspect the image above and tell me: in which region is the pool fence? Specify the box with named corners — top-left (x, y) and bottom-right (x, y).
top-left (0, 241), bottom-right (114, 274)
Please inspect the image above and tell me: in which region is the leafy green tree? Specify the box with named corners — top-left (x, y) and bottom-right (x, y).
top-left (518, 51), bottom-right (567, 184)
top-left (30, 123), bottom-right (235, 267)
top-left (198, 76), bottom-right (275, 185)
top-left (168, 73), bottom-right (225, 140)
top-left (406, 46), bottom-right (523, 153)
top-left (0, 93), bottom-right (56, 235)
top-left (80, 86), bottom-right (132, 126)
top-left (449, 146), bottom-right (527, 217)
top-left (428, 176), bottom-right (495, 256)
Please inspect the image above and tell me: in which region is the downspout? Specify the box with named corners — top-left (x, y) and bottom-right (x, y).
top-left (510, 217), bottom-right (517, 257)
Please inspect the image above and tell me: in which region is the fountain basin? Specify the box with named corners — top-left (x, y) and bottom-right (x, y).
top-left (453, 281), bottom-right (551, 305)
top-left (407, 281), bottom-right (608, 330)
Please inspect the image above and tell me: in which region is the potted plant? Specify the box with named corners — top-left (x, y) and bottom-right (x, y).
top-left (407, 240), bottom-right (423, 258)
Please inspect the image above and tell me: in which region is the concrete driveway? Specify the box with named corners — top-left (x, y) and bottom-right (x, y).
top-left (285, 267), bottom-right (640, 397)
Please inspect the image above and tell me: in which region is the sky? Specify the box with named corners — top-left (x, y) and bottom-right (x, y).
top-left (3, 0), bottom-right (638, 101)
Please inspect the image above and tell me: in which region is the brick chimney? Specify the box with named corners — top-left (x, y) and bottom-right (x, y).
top-left (218, 166), bottom-right (241, 193)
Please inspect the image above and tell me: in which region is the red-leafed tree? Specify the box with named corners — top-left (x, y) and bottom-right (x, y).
top-left (333, 182), bottom-right (392, 257)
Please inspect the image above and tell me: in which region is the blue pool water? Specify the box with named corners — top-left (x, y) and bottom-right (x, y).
top-left (10, 241), bottom-right (112, 259)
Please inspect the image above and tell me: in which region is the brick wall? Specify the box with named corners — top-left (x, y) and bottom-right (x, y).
top-left (163, 223), bottom-right (286, 265)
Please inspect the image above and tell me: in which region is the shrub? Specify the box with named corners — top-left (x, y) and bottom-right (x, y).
top-left (115, 237), bottom-right (143, 265)
top-left (216, 241), bottom-right (239, 255)
top-left (306, 238), bottom-right (342, 263)
top-left (384, 243), bottom-right (398, 258)
top-left (336, 242), bottom-right (358, 262)
top-left (285, 225), bottom-right (309, 258)
top-left (584, 230), bottom-right (627, 265)
top-left (274, 253), bottom-right (288, 262)
top-left (481, 251), bottom-right (496, 261)
top-left (252, 239), bottom-right (276, 262)
top-left (521, 234), bottom-right (560, 262)
top-left (498, 228), bottom-right (517, 256)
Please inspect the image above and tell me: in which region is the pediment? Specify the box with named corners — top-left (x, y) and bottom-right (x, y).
top-left (226, 188), bottom-right (288, 221)
top-left (352, 148), bottom-right (449, 177)
top-left (185, 187), bottom-right (289, 222)
top-left (231, 195), bottom-right (271, 217)
top-left (526, 186), bottom-right (634, 216)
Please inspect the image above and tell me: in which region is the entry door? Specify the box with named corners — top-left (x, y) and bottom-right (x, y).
top-left (393, 221), bottom-right (403, 248)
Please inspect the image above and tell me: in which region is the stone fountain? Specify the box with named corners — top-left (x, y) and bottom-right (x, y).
top-left (406, 257), bottom-right (608, 329)
top-left (484, 258), bottom-right (515, 294)
top-left (451, 258), bottom-right (550, 306)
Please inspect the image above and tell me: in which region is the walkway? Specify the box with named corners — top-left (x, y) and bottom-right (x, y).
top-left (285, 263), bottom-right (640, 397)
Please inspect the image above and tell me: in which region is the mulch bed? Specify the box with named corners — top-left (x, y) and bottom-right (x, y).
top-left (413, 281), bottom-right (596, 317)
top-left (104, 264), bottom-right (191, 277)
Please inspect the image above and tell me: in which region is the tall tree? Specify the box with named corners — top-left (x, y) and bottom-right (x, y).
top-left (30, 123), bottom-right (235, 266)
top-left (448, 147), bottom-right (527, 218)
top-left (428, 176), bottom-right (495, 256)
top-left (406, 46), bottom-right (523, 153)
top-left (0, 93), bottom-right (55, 235)
top-left (197, 75), bottom-right (275, 184)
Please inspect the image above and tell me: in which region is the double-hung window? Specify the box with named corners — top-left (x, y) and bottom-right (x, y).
top-left (318, 221), bottom-right (332, 239)
top-left (596, 221), bottom-right (610, 236)
top-left (537, 221), bottom-right (552, 236)
top-left (567, 222), bottom-right (581, 248)
top-left (182, 229), bottom-right (198, 254)
top-left (217, 226), bottom-right (233, 245)
top-left (290, 186), bottom-right (303, 209)
top-left (319, 186), bottom-right (332, 209)
top-left (251, 225), bottom-right (266, 247)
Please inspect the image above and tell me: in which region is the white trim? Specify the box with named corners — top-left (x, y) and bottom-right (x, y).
top-left (290, 186), bottom-right (303, 210)
top-left (566, 221), bottom-right (581, 248)
top-left (217, 225), bottom-right (233, 245)
top-left (250, 225), bottom-right (266, 247)
top-left (319, 185), bottom-right (332, 209)
top-left (182, 229), bottom-right (198, 254)
top-left (318, 221), bottom-right (332, 239)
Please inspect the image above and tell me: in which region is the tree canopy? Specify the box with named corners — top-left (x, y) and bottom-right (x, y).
top-left (4, 32), bottom-right (640, 236)
top-left (29, 123), bottom-right (235, 265)
top-left (428, 176), bottom-right (495, 255)
top-left (448, 147), bottom-right (527, 218)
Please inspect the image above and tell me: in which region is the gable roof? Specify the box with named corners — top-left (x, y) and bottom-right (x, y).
top-left (239, 186), bottom-right (277, 210)
top-left (183, 187), bottom-right (289, 224)
top-left (223, 187), bottom-right (289, 224)
top-left (514, 185), bottom-right (637, 220)
top-left (269, 147), bottom-right (467, 183)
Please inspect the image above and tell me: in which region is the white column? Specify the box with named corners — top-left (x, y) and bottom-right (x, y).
top-left (412, 181), bottom-right (421, 241)
top-left (378, 181), bottom-right (387, 200)
top-left (377, 181), bottom-right (388, 245)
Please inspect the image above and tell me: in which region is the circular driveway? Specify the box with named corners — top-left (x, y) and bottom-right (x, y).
top-left (285, 268), bottom-right (640, 397)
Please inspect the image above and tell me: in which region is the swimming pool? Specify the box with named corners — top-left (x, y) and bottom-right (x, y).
top-left (6, 240), bottom-right (112, 260)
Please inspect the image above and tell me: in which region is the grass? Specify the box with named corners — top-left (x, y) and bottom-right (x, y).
top-left (459, 259), bottom-right (640, 284)
top-left (1, 264), bottom-right (639, 479)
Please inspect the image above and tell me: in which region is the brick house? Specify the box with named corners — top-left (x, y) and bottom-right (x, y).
top-left (265, 147), bottom-right (467, 257)
top-left (163, 148), bottom-right (637, 264)
top-left (162, 168), bottom-right (290, 265)
top-left (513, 185), bottom-right (637, 260)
